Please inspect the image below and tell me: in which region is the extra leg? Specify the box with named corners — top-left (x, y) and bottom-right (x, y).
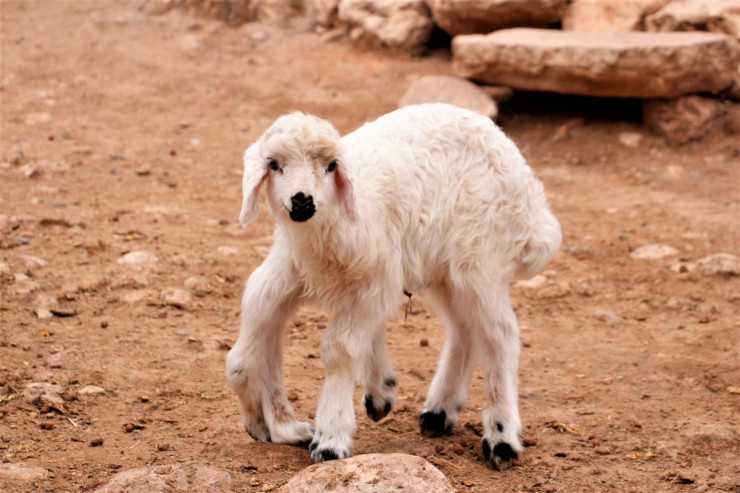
top-left (420, 282), bottom-right (477, 436)
top-left (225, 246), bottom-right (313, 446)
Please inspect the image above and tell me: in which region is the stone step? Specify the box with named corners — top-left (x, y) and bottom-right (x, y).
top-left (453, 28), bottom-right (739, 98)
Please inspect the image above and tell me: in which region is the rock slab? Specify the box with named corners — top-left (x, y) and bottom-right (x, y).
top-left (428, 0), bottom-right (566, 36)
top-left (399, 75), bottom-right (498, 119)
top-left (453, 28), bottom-right (740, 98)
top-left (94, 461), bottom-right (232, 493)
top-left (277, 453), bottom-right (455, 493)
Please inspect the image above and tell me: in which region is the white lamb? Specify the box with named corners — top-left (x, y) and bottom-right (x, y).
top-left (226, 103), bottom-right (561, 467)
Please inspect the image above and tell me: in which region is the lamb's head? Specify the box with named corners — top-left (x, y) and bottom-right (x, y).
top-left (239, 112), bottom-right (355, 227)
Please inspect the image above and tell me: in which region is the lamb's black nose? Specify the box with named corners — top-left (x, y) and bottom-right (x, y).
top-left (291, 192), bottom-right (313, 208)
top-left (290, 192), bottom-right (315, 222)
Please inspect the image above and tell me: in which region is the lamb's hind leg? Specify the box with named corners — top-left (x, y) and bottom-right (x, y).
top-left (420, 283), bottom-right (477, 436)
top-left (460, 282), bottom-right (523, 468)
top-left (360, 327), bottom-right (397, 422)
top-left (225, 248), bottom-right (313, 446)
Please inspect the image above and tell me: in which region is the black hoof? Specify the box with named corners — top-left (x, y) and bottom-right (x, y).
top-left (364, 395), bottom-right (392, 422)
top-left (309, 443), bottom-right (347, 463)
top-left (419, 410), bottom-right (452, 436)
top-left (482, 438), bottom-right (519, 468)
top-left (319, 448), bottom-right (339, 461)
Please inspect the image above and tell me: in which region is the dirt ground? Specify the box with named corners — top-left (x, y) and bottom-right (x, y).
top-left (1, 1), bottom-right (739, 492)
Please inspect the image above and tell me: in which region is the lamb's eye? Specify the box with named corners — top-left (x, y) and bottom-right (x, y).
top-left (327, 159), bottom-right (338, 173)
top-left (267, 158), bottom-right (280, 171)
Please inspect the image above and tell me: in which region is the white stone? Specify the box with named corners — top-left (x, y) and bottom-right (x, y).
top-left (217, 245), bottom-right (239, 256)
top-left (79, 385), bottom-right (106, 396)
top-left (696, 253), bottom-right (739, 276)
top-left (338, 0), bottom-right (433, 51)
top-left (277, 453), bottom-right (455, 493)
top-left (618, 131), bottom-right (643, 148)
top-left (24, 382), bottom-right (63, 404)
top-left (119, 289), bottom-right (159, 304)
top-left (594, 308), bottom-right (626, 325)
top-left (0, 463), bottom-right (48, 482)
top-left (399, 75), bottom-right (498, 119)
top-left (184, 276), bottom-right (213, 297)
top-left (20, 255), bottom-right (47, 271)
top-left (453, 28), bottom-right (740, 98)
top-left (94, 461), bottom-right (232, 493)
top-left (161, 287), bottom-right (193, 309)
top-left (24, 112), bottom-right (53, 125)
top-left (117, 250), bottom-right (158, 265)
top-left (35, 307), bottom-right (54, 319)
top-left (630, 244), bottom-right (679, 260)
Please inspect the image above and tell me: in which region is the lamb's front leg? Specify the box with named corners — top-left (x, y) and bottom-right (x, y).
top-left (225, 248), bottom-right (313, 446)
top-left (310, 310), bottom-right (387, 463)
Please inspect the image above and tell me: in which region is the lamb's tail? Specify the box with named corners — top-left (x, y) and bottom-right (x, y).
top-left (515, 201), bottom-right (562, 281)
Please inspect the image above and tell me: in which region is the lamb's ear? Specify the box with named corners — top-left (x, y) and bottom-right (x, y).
top-left (239, 142), bottom-right (267, 227)
top-left (334, 161), bottom-right (356, 220)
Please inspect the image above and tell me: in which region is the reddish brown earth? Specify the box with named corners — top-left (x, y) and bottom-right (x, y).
top-left (1, 2), bottom-right (738, 492)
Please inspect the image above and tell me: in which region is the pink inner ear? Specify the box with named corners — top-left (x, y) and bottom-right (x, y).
top-left (334, 166), bottom-right (355, 218)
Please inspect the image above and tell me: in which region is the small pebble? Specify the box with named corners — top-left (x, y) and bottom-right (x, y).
top-left (434, 444), bottom-right (445, 454)
top-left (124, 423), bottom-right (135, 433)
top-left (420, 338), bottom-right (429, 347)
top-left (522, 437), bottom-right (538, 447)
top-left (157, 443), bottom-right (171, 451)
top-left (452, 444), bottom-right (464, 455)
top-left (100, 320), bottom-right (109, 328)
top-left (90, 438), bottom-right (104, 447)
top-left (40, 422), bottom-right (54, 430)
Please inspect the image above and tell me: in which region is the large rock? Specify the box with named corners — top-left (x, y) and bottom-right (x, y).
top-left (428, 0), bottom-right (566, 36)
top-left (278, 454), bottom-right (455, 493)
top-left (277, 453), bottom-right (455, 493)
top-left (563, 0), bottom-right (672, 32)
top-left (399, 75), bottom-right (498, 119)
top-left (94, 461), bottom-right (232, 493)
top-left (338, 0), bottom-right (433, 51)
top-left (643, 96), bottom-right (726, 144)
top-left (646, 0), bottom-right (740, 41)
top-left (453, 28), bottom-right (740, 98)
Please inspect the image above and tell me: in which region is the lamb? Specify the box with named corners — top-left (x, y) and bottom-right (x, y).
top-left (225, 103), bottom-right (561, 467)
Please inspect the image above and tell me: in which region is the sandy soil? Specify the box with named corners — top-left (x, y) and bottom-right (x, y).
top-left (1, 1), bottom-right (738, 492)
